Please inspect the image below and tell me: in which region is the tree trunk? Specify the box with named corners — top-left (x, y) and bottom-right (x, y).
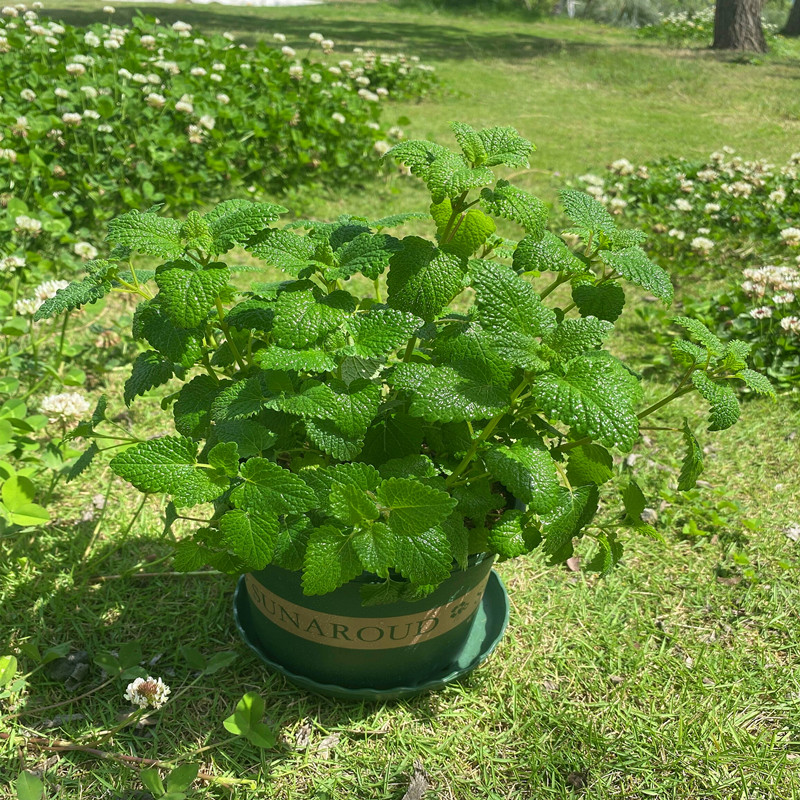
top-left (782, 0), bottom-right (800, 35)
top-left (713, 0), bottom-right (767, 52)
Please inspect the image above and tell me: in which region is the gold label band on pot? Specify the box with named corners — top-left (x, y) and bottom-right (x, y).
top-left (245, 573), bottom-right (490, 650)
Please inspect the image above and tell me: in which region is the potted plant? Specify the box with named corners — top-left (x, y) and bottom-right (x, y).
top-left (38, 123), bottom-right (772, 699)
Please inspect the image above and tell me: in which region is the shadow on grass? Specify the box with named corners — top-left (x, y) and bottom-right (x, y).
top-left (45, 5), bottom-right (605, 62)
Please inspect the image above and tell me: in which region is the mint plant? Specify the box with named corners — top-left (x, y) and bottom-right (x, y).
top-left (38, 123), bottom-right (772, 603)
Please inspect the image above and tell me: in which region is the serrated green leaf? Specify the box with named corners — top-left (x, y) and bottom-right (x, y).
top-left (531, 351), bottom-right (641, 451)
top-left (134, 303), bottom-right (204, 368)
top-left (599, 247), bottom-right (673, 305)
top-left (392, 525), bottom-right (453, 585)
top-left (487, 509), bottom-right (541, 559)
top-left (386, 237), bottom-right (466, 322)
top-left (173, 375), bottom-right (221, 438)
top-left (107, 210), bottom-right (183, 259)
top-left (180, 210), bottom-right (214, 253)
top-left (220, 508), bottom-right (277, 569)
top-left (692, 371), bottom-right (740, 431)
top-left (215, 419), bottom-right (278, 459)
top-left (377, 477), bottom-right (457, 537)
top-left (329, 482), bottom-right (380, 525)
top-left (426, 151), bottom-right (495, 204)
top-left (272, 517), bottom-right (312, 571)
top-left (370, 212), bottom-right (429, 229)
top-left (671, 339), bottom-right (707, 368)
top-left (540, 485), bottom-right (599, 556)
top-left (452, 121), bottom-right (487, 165)
top-left (621, 479), bottom-right (646, 520)
top-left (431, 198), bottom-right (496, 260)
top-left (566, 443), bottom-right (614, 486)
top-left (672, 316), bottom-right (725, 356)
top-left (586, 531), bottom-right (624, 574)
top-left (678, 419), bottom-right (704, 491)
top-left (543, 316), bottom-right (613, 361)
top-left (302, 525), bottom-right (362, 594)
top-left (571, 281), bottom-right (626, 322)
top-left (67, 441), bottom-right (99, 482)
top-left (211, 375), bottom-right (273, 422)
top-left (344, 308), bottom-right (423, 359)
top-left (155, 261), bottom-right (229, 329)
top-left (360, 413), bottom-right (424, 466)
top-left (560, 189), bottom-right (617, 244)
top-left (256, 345), bottom-right (337, 373)
top-left (378, 454), bottom-right (436, 480)
top-left (246, 229), bottom-right (317, 275)
top-left (333, 232), bottom-right (403, 280)
top-left (486, 437), bottom-right (560, 514)
top-left (208, 441), bottom-right (240, 477)
top-left (110, 436), bottom-right (227, 507)
top-left (351, 521), bottom-right (396, 576)
top-left (225, 298), bottom-right (275, 332)
top-left (611, 228), bottom-right (648, 249)
top-left (124, 351), bottom-right (175, 406)
top-left (476, 125), bottom-right (534, 167)
top-left (735, 368), bottom-right (774, 397)
top-left (206, 200), bottom-right (286, 254)
top-left (33, 273), bottom-right (112, 321)
top-left (513, 231), bottom-right (586, 275)
top-left (385, 139), bottom-right (451, 180)
top-left (722, 340), bottom-right (751, 372)
top-left (271, 282), bottom-right (353, 348)
top-left (480, 180), bottom-right (546, 237)
top-left (232, 457), bottom-right (317, 516)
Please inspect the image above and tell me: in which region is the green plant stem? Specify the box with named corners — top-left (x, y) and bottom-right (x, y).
top-left (402, 336), bottom-right (417, 362)
top-left (373, 278), bottom-right (382, 303)
top-left (539, 275), bottom-right (568, 300)
top-left (215, 297), bottom-right (247, 371)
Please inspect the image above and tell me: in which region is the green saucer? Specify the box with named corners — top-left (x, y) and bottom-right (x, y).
top-left (232, 570), bottom-right (510, 701)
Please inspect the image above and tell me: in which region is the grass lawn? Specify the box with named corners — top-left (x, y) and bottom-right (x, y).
top-left (2, 2), bottom-right (800, 798)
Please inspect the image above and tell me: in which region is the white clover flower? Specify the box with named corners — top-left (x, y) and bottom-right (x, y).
top-left (749, 306), bottom-right (773, 320)
top-left (0, 255), bottom-right (25, 271)
top-left (585, 185), bottom-right (604, 198)
top-left (82, 109), bottom-right (100, 120)
top-left (172, 20), bottom-right (192, 32)
top-left (84, 31), bottom-right (101, 47)
top-left (338, 59), bottom-right (352, 71)
top-left (696, 168), bottom-right (718, 182)
top-left (373, 140), bottom-right (390, 156)
top-left (331, 112), bottom-right (345, 124)
top-left (273, 32), bottom-right (286, 42)
top-left (281, 45), bottom-right (296, 58)
top-left (215, 92), bottom-right (230, 104)
top-left (155, 59), bottom-right (180, 76)
top-left (222, 31), bottom-right (235, 41)
top-left (309, 31), bottom-right (324, 43)
top-left (198, 114), bottom-right (215, 130)
top-left (20, 88), bottom-right (36, 101)
top-left (41, 392), bottom-right (91, 424)
top-left (73, 241), bottom-right (98, 260)
top-left (81, 86), bottom-right (98, 99)
top-left (193, 37), bottom-right (205, 46)
top-left (321, 38), bottom-right (334, 52)
top-left (328, 66), bottom-right (342, 76)
top-left (1, 6), bottom-right (19, 16)
top-left (773, 292), bottom-right (795, 304)
top-left (190, 66), bottom-right (207, 77)
top-left (54, 87), bottom-right (70, 98)
top-left (376, 87), bottom-right (389, 98)
top-left (781, 316), bottom-right (800, 334)
top-left (0, 148), bottom-right (17, 162)
top-left (609, 158), bottom-right (634, 176)
top-left (117, 68), bottom-right (132, 80)
top-left (691, 236), bottom-right (714, 254)
top-left (209, 73), bottom-right (222, 82)
top-left (15, 215), bottom-right (42, 235)
top-left (61, 112), bottom-right (82, 126)
top-left (97, 124), bottom-right (112, 133)
top-left (704, 202), bottom-right (721, 214)
top-left (34, 279), bottom-right (70, 302)
top-left (66, 63), bottom-right (86, 76)
top-left (680, 180), bottom-right (694, 193)
top-left (288, 64), bottom-right (303, 80)
top-left (15, 297), bottom-right (40, 315)
top-left (132, 73), bottom-right (148, 84)
top-left (309, 72), bottom-right (321, 84)
top-left (212, 61), bottom-right (225, 72)
top-left (146, 92), bottom-right (165, 108)
top-left (579, 173), bottom-right (604, 187)
top-left (175, 94), bottom-right (194, 114)
top-left (103, 5), bottom-right (115, 12)
top-left (139, 33), bottom-right (155, 48)
top-left (609, 197), bottom-right (628, 214)
top-left (668, 228), bottom-right (685, 240)
top-left (674, 198), bottom-right (692, 212)
top-left (187, 124), bottom-right (204, 143)
top-left (49, 22), bottom-right (65, 34)
top-left (356, 76), bottom-right (370, 87)
top-left (12, 116), bottom-right (28, 136)
top-left (103, 38), bottom-right (120, 50)
top-left (780, 227), bottom-right (800, 246)
top-left (366, 121), bottom-right (380, 131)
top-left (769, 188), bottom-right (787, 204)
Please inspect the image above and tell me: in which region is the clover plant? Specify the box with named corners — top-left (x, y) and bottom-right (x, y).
top-left (37, 123), bottom-right (773, 604)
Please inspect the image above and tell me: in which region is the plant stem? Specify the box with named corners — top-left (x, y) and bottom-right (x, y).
top-left (402, 336), bottom-right (417, 363)
top-left (215, 297), bottom-right (246, 370)
top-left (539, 275), bottom-right (567, 300)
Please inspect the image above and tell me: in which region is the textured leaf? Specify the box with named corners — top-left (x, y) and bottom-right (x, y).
top-left (571, 281), bottom-right (626, 323)
top-left (480, 181), bottom-right (546, 236)
top-left (393, 524), bottom-right (453, 585)
top-left (214, 419), bottom-right (278, 459)
top-left (256, 346), bottom-right (337, 373)
top-left (155, 260), bottom-right (229, 328)
top-left (135, 303), bottom-right (204, 367)
top-left (487, 509), bottom-right (540, 559)
top-left (477, 125), bottom-right (534, 167)
top-left (377, 477), bottom-right (457, 537)
top-left (621, 479), bottom-right (646, 520)
top-left (302, 462), bottom-right (382, 504)
top-left (611, 228), bottom-right (648, 249)
top-left (385, 139), bottom-right (451, 180)
top-left (586, 531), bottom-right (624, 574)
top-left (378, 454), bottom-right (436, 480)
top-left (386, 237), bottom-right (466, 322)
top-left (671, 316), bottom-right (725, 356)
top-left (225, 298), bottom-right (275, 332)
top-left (513, 232), bottom-right (586, 275)
top-left (360, 413), bottom-right (424, 466)
top-left (426, 151), bottom-right (495, 204)
top-left (531, 351), bottom-right (641, 451)
top-left (351, 522), bottom-right (396, 576)
top-left (246, 229), bottom-right (317, 275)
top-left (272, 282), bottom-right (353, 348)
top-left (173, 375), bottom-right (221, 438)
top-left (543, 316), bottom-right (613, 362)
top-left (735, 368), bottom-right (774, 397)
top-left (208, 441), bottom-right (240, 477)
top-left (206, 200), bottom-right (286, 254)
top-left (722, 340), bottom-right (751, 372)
top-left (124, 351), bottom-right (174, 406)
top-left (678, 419), bottom-right (704, 491)
top-left (566, 443), bottom-right (614, 486)
top-left (67, 441), bottom-right (99, 482)
top-left (370, 212), bottom-right (429, 229)
top-left (272, 517), bottom-right (312, 571)
top-left (560, 189), bottom-right (616, 243)
top-left (211, 375), bottom-right (273, 422)
top-left (452, 121), bottom-right (487, 164)
top-left (180, 210), bottom-right (214, 253)
top-left (302, 525), bottom-right (363, 595)
top-left (344, 308), bottom-right (423, 359)
top-left (671, 338), bottom-right (707, 368)
top-left (599, 247), bottom-right (673, 305)
top-left (692, 371), bottom-right (740, 431)
top-left (431, 198), bottom-right (496, 260)
top-left (33, 273), bottom-right (111, 321)
top-left (220, 508), bottom-right (278, 569)
top-left (485, 437), bottom-right (560, 514)
top-left (110, 436), bottom-right (227, 507)
top-left (107, 210), bottom-right (183, 258)
top-left (329, 482), bottom-right (380, 525)
top-left (334, 232), bottom-right (403, 280)
top-left (540, 485), bottom-right (599, 556)
top-left (232, 457), bottom-right (317, 516)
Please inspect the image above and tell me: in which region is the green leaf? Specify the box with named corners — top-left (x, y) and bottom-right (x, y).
top-left (125, 351), bottom-right (175, 406)
top-left (426, 151), bottom-right (495, 204)
top-left (232, 458), bottom-right (317, 515)
top-left (621, 480), bottom-right (646, 520)
top-left (272, 518), bottom-right (313, 571)
top-left (531, 352), bottom-right (641, 451)
top-left (431, 198), bottom-right (496, 260)
top-left (225, 298), bottom-right (275, 332)
top-left (329, 483), bottom-right (380, 525)
top-left (352, 521), bottom-right (396, 576)
top-left (344, 308), bottom-right (423, 359)
top-left (735, 368), bottom-right (774, 397)
top-left (220, 508), bottom-right (278, 569)
top-left (211, 374), bottom-right (274, 422)
top-left (671, 339), bottom-right (707, 368)
top-left (385, 139), bottom-right (451, 180)
top-left (611, 228), bottom-right (648, 249)
top-left (247, 229), bottom-right (317, 275)
top-left (586, 531), bottom-right (624, 574)
top-left (15, 772), bottom-right (44, 800)
top-left (571, 281), bottom-right (626, 323)
top-left (722, 340), bottom-right (751, 372)
top-left (302, 462), bottom-right (382, 504)
top-left (543, 316), bottom-right (613, 362)
top-left (173, 375), bottom-right (221, 438)
top-left (678, 419), bottom-right (704, 491)
top-left (378, 454), bottom-right (436, 480)
top-left (360, 413), bottom-right (424, 466)
top-left (377, 477), bottom-right (457, 537)
top-left (452, 121), bottom-right (487, 164)
top-left (33, 273), bottom-right (111, 321)
top-left (566, 443), bottom-right (614, 486)
top-left (671, 316), bottom-right (725, 356)
top-left (0, 654), bottom-right (17, 687)
top-left (107, 210), bottom-right (183, 259)
top-left (271, 282), bottom-right (353, 348)
top-left (560, 189), bottom-right (616, 244)
top-left (487, 509), bottom-right (540, 559)
top-left (135, 303), bottom-right (204, 368)
top-left (480, 181), bottom-right (546, 237)
top-left (256, 345), bottom-right (337, 373)
top-left (386, 237), bottom-right (466, 322)
top-left (692, 371), bottom-right (740, 431)
top-left (110, 436), bottom-right (227, 507)
top-left (166, 763), bottom-right (200, 793)
top-left (2, 475), bottom-right (35, 510)
top-left (471, 260), bottom-right (557, 339)
top-left (222, 692), bottom-right (276, 748)
top-left (215, 419), bottom-right (278, 459)
top-left (599, 247), bottom-right (673, 305)
top-left (155, 261), bottom-right (230, 329)
top-left (180, 210), bottom-right (214, 253)
top-left (208, 441), bottom-right (240, 477)
top-left (205, 200), bottom-right (286, 254)
top-left (476, 125), bottom-right (534, 167)
top-left (334, 232), bottom-right (403, 280)
top-left (540, 485), bottom-right (599, 557)
top-left (302, 525), bottom-right (363, 594)
top-left (486, 437), bottom-right (560, 514)
top-left (393, 524), bottom-right (453, 585)
top-left (67, 441), bottom-right (99, 482)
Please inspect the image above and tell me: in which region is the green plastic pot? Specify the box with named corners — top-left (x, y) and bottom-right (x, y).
top-left (238, 553), bottom-right (505, 693)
